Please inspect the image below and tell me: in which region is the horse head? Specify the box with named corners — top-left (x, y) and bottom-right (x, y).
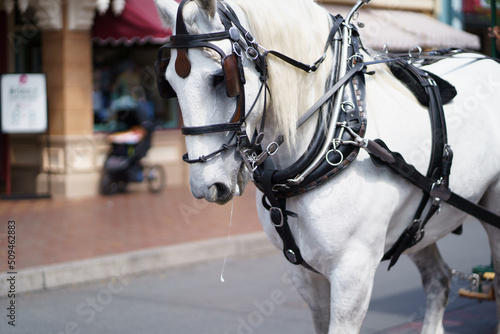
top-left (155, 0), bottom-right (266, 204)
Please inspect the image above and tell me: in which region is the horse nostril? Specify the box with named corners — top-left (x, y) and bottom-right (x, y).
top-left (214, 182), bottom-right (230, 197)
top-left (209, 183), bottom-right (232, 204)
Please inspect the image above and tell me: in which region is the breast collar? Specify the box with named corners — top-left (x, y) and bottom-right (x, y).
top-left (248, 23), bottom-right (367, 200)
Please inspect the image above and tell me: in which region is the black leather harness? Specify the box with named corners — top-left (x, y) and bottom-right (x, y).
top-left (368, 57), bottom-right (500, 268)
top-left (156, 0), bottom-right (500, 273)
top-left (377, 58), bottom-right (454, 269)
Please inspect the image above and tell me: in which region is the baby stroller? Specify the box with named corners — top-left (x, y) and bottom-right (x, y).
top-left (100, 96), bottom-right (166, 195)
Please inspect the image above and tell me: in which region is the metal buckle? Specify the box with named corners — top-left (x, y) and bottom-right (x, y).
top-left (267, 142), bottom-right (279, 156)
top-left (272, 183), bottom-right (290, 191)
top-left (232, 43), bottom-right (242, 57)
top-left (270, 207), bottom-right (284, 227)
top-left (246, 47), bottom-right (259, 60)
top-left (430, 178), bottom-right (451, 202)
top-left (245, 32), bottom-right (256, 44)
top-left (285, 250), bottom-right (298, 263)
top-left (427, 77), bottom-right (437, 87)
top-left (237, 132), bottom-right (250, 150)
top-left (412, 219), bottom-right (425, 244)
top-left (254, 132), bottom-right (265, 146)
top-left (341, 101), bottom-right (355, 112)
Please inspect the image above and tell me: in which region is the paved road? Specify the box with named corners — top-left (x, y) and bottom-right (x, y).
top-left (1, 220), bottom-right (497, 334)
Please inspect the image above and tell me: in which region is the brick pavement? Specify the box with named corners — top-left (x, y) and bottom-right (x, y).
top-left (0, 184), bottom-right (262, 272)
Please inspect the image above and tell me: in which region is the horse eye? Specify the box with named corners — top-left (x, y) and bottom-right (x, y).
top-left (212, 69), bottom-right (224, 87)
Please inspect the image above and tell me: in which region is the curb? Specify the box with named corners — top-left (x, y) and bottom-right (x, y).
top-left (0, 232), bottom-right (276, 297)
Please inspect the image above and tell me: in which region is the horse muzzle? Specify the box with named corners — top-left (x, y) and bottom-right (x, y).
top-left (190, 161), bottom-right (250, 205)
top-left (193, 180), bottom-right (238, 205)
top-left (206, 182), bottom-right (234, 204)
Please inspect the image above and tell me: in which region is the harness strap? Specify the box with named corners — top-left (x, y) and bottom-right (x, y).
top-left (265, 14), bottom-right (343, 74)
top-left (382, 202), bottom-right (441, 270)
top-left (181, 122), bottom-right (242, 136)
top-left (410, 69), bottom-right (445, 236)
top-left (182, 143), bottom-right (234, 164)
top-left (297, 63), bottom-right (363, 129)
top-left (251, 61), bottom-right (363, 169)
top-left (218, 2), bottom-right (267, 76)
top-left (262, 170), bottom-right (320, 274)
top-left (367, 139), bottom-right (500, 233)
top-left (377, 58), bottom-right (451, 269)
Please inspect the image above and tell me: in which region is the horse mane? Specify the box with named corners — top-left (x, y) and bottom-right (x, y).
top-left (229, 0), bottom-right (334, 145)
top-left (180, 0), bottom-right (334, 145)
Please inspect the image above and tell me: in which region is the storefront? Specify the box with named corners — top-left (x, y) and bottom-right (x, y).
top-left (92, 0), bottom-right (179, 132)
top-left (0, 0), bottom-right (187, 198)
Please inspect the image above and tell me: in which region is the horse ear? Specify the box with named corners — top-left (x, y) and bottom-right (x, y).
top-left (154, 0), bottom-right (179, 29)
top-left (193, 0), bottom-right (217, 18)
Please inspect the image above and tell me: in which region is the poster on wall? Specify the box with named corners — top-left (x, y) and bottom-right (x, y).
top-left (1, 73), bottom-right (48, 134)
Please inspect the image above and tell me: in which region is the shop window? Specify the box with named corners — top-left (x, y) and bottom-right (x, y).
top-left (93, 44), bottom-right (179, 132)
top-left (10, 7), bottom-right (42, 73)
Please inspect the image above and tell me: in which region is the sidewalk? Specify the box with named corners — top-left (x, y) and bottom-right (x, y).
top-left (1, 183), bottom-right (498, 332)
top-left (0, 183), bottom-right (269, 295)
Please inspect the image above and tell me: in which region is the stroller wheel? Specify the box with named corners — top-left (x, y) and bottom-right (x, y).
top-left (146, 165), bottom-right (166, 193)
top-left (100, 173), bottom-right (119, 195)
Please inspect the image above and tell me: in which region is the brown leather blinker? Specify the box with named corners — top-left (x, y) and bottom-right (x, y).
top-left (222, 53), bottom-right (241, 97)
top-left (175, 48), bottom-right (191, 78)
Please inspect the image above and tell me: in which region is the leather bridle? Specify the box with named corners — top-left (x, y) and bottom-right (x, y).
top-left (155, 0), bottom-right (269, 164)
top-left (155, 0), bottom-right (339, 166)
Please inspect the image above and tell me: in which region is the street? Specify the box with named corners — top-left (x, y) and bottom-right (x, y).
top-left (1, 219), bottom-right (497, 334)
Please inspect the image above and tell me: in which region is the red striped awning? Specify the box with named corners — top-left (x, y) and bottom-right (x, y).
top-left (92, 0), bottom-right (173, 46)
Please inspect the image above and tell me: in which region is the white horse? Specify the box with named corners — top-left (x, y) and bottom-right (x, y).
top-left (154, 0), bottom-right (500, 333)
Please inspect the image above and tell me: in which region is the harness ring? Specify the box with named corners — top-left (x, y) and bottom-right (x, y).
top-left (341, 101), bottom-right (355, 112)
top-left (326, 149), bottom-right (344, 166)
top-left (348, 54), bottom-right (364, 67)
top-left (408, 46), bottom-right (423, 60)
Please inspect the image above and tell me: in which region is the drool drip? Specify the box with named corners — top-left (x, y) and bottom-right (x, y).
top-left (220, 198), bottom-right (235, 283)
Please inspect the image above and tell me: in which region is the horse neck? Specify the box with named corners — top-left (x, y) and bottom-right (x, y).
top-left (263, 53), bottom-right (338, 170)
top-left (263, 106), bottom-right (322, 169)
top-left (232, 0), bottom-right (335, 161)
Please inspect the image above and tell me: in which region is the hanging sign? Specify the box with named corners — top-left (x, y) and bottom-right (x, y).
top-left (1, 73), bottom-right (48, 134)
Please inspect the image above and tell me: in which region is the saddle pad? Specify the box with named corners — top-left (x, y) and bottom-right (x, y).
top-left (388, 62), bottom-right (457, 106)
